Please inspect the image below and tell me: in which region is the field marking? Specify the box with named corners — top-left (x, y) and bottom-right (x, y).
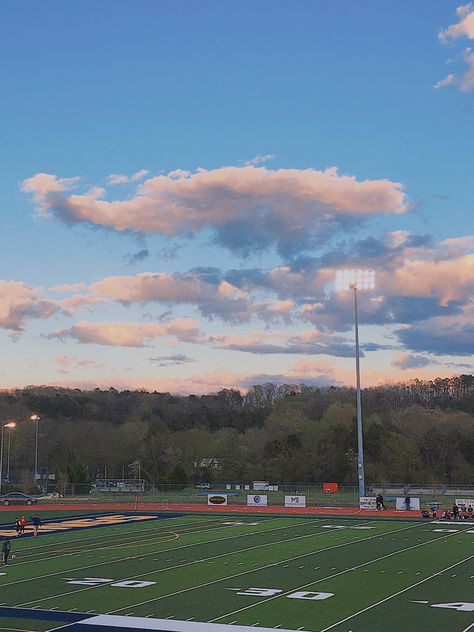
top-left (462, 623), bottom-right (474, 632)
top-left (208, 523), bottom-right (474, 624)
top-left (10, 517), bottom-right (228, 559)
top-left (107, 521), bottom-right (423, 614)
top-left (2, 518), bottom-right (313, 587)
top-left (17, 519), bottom-right (366, 607)
top-left (320, 549), bottom-right (474, 630)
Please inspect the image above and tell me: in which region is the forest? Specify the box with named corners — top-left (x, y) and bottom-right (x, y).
top-left (0, 374), bottom-right (473, 490)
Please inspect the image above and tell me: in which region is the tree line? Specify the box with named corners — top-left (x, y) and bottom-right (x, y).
top-left (0, 374), bottom-right (473, 490)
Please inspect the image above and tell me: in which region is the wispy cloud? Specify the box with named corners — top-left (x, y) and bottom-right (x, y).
top-left (149, 354), bottom-right (195, 367)
top-left (106, 169), bottom-right (150, 185)
top-left (124, 249), bottom-right (150, 265)
top-left (437, 4), bottom-right (474, 91)
top-left (48, 318), bottom-right (201, 347)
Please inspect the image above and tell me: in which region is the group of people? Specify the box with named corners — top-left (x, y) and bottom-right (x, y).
top-left (2, 513), bottom-right (42, 566)
top-left (15, 513), bottom-right (42, 537)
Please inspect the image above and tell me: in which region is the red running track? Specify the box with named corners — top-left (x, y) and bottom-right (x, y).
top-left (0, 502), bottom-right (424, 519)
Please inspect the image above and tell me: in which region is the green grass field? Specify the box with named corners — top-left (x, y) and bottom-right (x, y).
top-left (0, 511), bottom-right (473, 631)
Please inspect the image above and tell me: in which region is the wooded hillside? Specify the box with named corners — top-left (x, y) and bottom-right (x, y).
top-left (1, 375), bottom-right (473, 487)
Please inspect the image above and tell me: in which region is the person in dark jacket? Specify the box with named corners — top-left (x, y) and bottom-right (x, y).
top-left (2, 538), bottom-right (11, 565)
top-left (31, 514), bottom-right (42, 537)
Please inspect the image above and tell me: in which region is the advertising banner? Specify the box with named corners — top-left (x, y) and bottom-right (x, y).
top-left (285, 495), bottom-right (306, 507)
top-left (455, 498), bottom-right (474, 507)
top-left (207, 494), bottom-right (228, 506)
top-left (359, 496), bottom-right (377, 510)
top-left (395, 497), bottom-right (420, 511)
top-left (247, 494), bottom-right (268, 506)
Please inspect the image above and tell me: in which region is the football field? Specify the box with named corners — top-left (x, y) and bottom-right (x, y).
top-left (0, 512), bottom-right (473, 632)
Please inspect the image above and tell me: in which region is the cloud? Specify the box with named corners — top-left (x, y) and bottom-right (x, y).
top-left (107, 169), bottom-right (150, 185)
top-left (124, 249), bottom-right (150, 265)
top-left (439, 4), bottom-right (474, 42)
top-left (48, 318), bottom-right (201, 347)
top-left (438, 6), bottom-right (474, 91)
top-left (55, 355), bottom-right (106, 374)
top-left (243, 154), bottom-right (276, 166)
top-left (434, 73), bottom-right (456, 88)
top-left (149, 354), bottom-right (195, 367)
top-left (22, 165), bottom-right (408, 256)
top-left (209, 328), bottom-right (358, 358)
top-left (396, 302), bottom-right (474, 355)
top-left (391, 353), bottom-right (432, 369)
top-left (0, 281), bottom-right (60, 333)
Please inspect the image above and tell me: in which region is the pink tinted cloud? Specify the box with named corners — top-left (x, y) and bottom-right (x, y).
top-left (439, 4), bottom-right (474, 41)
top-left (0, 280), bottom-right (60, 332)
top-left (22, 165), bottom-right (408, 255)
top-left (48, 318), bottom-right (201, 347)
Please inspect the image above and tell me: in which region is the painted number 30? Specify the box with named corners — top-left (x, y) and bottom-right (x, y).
top-left (237, 587), bottom-right (334, 601)
top-left (66, 577), bottom-right (155, 588)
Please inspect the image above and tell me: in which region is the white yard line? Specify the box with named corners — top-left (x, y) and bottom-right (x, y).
top-left (320, 550), bottom-right (474, 630)
top-left (17, 518), bottom-right (362, 606)
top-left (107, 521), bottom-right (422, 614)
top-left (5, 516), bottom-right (304, 584)
top-left (209, 524), bottom-right (474, 624)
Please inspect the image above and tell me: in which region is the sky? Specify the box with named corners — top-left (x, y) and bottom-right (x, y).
top-left (0, 0), bottom-right (473, 395)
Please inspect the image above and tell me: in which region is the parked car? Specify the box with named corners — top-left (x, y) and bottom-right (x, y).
top-left (195, 483), bottom-right (211, 489)
top-left (0, 492), bottom-right (38, 506)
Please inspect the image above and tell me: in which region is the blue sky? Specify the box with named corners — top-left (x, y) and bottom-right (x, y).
top-left (1, 1), bottom-right (473, 393)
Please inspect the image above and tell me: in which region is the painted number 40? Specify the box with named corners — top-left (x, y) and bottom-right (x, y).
top-left (236, 587), bottom-right (334, 601)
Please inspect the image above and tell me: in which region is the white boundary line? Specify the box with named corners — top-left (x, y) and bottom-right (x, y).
top-left (208, 523), bottom-right (474, 624)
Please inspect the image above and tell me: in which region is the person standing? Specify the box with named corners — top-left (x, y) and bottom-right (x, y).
top-left (376, 494), bottom-right (386, 510)
top-left (15, 517), bottom-right (21, 537)
top-left (2, 538), bottom-right (11, 565)
top-left (31, 514), bottom-right (41, 536)
top-left (452, 503), bottom-right (459, 520)
top-left (19, 516), bottom-right (27, 535)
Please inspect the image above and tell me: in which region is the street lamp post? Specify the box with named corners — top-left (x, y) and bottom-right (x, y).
top-left (0, 422), bottom-right (16, 493)
top-left (30, 414), bottom-right (40, 487)
top-left (336, 269), bottom-right (375, 499)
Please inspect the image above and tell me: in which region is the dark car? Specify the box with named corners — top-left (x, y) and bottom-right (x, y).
top-left (0, 492), bottom-right (38, 506)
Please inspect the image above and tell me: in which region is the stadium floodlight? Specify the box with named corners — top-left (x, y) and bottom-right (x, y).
top-left (0, 422), bottom-right (16, 493)
top-left (30, 414), bottom-right (41, 486)
top-left (335, 270), bottom-right (375, 500)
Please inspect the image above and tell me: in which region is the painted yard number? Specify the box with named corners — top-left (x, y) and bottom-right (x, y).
top-left (431, 603), bottom-right (474, 612)
top-left (236, 587), bottom-right (334, 601)
top-left (66, 577), bottom-right (155, 588)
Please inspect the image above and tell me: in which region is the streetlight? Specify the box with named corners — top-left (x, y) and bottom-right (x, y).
top-left (335, 269), bottom-right (375, 499)
top-left (0, 422), bottom-right (16, 493)
top-left (30, 414), bottom-right (40, 487)
top-left (6, 422), bottom-right (16, 482)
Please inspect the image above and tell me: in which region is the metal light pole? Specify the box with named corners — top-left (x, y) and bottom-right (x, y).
top-left (30, 414), bottom-right (40, 486)
top-left (336, 269), bottom-right (375, 499)
top-left (0, 422), bottom-right (16, 493)
top-left (6, 423), bottom-right (15, 482)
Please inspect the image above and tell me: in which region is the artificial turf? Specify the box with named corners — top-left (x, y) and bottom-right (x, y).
top-left (0, 512), bottom-right (473, 631)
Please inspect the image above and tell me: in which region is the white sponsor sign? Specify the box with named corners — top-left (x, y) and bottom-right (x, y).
top-left (284, 495), bottom-right (306, 507)
top-left (359, 496), bottom-right (377, 510)
top-left (395, 497), bottom-right (420, 511)
top-left (455, 498), bottom-right (474, 507)
top-left (247, 494), bottom-right (268, 506)
top-left (207, 494), bottom-right (228, 506)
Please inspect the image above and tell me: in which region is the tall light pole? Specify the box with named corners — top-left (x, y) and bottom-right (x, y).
top-left (6, 423), bottom-right (16, 482)
top-left (0, 422), bottom-right (16, 493)
top-left (336, 269), bottom-right (375, 499)
top-left (30, 414), bottom-right (40, 487)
